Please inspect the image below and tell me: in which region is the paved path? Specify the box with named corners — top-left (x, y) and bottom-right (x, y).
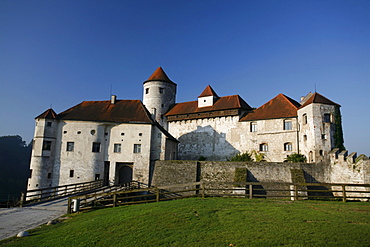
top-left (0, 197), bottom-right (69, 241)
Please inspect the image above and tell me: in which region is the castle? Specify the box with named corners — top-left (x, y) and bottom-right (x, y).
top-left (28, 67), bottom-right (348, 190)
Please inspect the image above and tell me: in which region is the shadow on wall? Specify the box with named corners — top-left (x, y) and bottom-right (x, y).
top-left (177, 125), bottom-right (239, 161)
top-left (303, 170), bottom-right (333, 199)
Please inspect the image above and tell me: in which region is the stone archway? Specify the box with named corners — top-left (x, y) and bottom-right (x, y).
top-left (115, 163), bottom-right (133, 185)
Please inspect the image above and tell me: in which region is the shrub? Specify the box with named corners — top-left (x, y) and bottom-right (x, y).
top-left (285, 153), bottom-right (307, 163)
top-left (229, 152), bottom-right (253, 162)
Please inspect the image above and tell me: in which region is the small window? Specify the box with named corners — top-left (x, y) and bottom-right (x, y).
top-left (66, 142), bottom-right (74, 151)
top-left (46, 122), bottom-right (52, 127)
top-left (77, 131), bottom-right (81, 134)
top-left (303, 114), bottom-right (307, 124)
top-left (324, 114), bottom-right (331, 123)
top-left (284, 142), bottom-right (292, 151)
top-left (139, 133), bottom-right (142, 136)
top-left (114, 143), bottom-right (121, 153)
top-left (259, 143), bottom-right (268, 152)
top-left (145, 88), bottom-right (149, 94)
top-left (134, 144), bottom-right (141, 153)
top-left (42, 141), bottom-right (52, 151)
top-left (250, 122), bottom-right (257, 132)
top-left (63, 131), bottom-right (67, 134)
top-left (47, 173), bottom-right (52, 179)
top-left (29, 169), bottom-right (33, 178)
top-left (303, 135), bottom-right (307, 141)
top-left (159, 88), bottom-right (164, 94)
top-left (121, 133), bottom-right (125, 136)
top-left (95, 174), bottom-right (100, 180)
top-left (319, 150), bottom-right (323, 156)
top-left (284, 120), bottom-right (292, 130)
top-left (158, 133), bottom-right (162, 138)
top-left (92, 142), bottom-right (101, 152)
top-left (69, 170), bottom-right (74, 178)
top-left (322, 134), bottom-right (326, 140)
top-left (91, 130), bottom-right (96, 135)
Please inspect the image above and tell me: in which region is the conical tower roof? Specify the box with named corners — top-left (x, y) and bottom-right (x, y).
top-left (35, 108), bottom-right (57, 119)
top-left (198, 85), bottom-right (219, 98)
top-left (144, 67), bottom-right (176, 85)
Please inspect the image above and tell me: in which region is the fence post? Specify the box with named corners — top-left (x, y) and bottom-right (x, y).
top-left (20, 192), bottom-right (26, 207)
top-left (113, 193), bottom-right (117, 207)
top-left (249, 184), bottom-right (253, 199)
top-left (342, 185), bottom-right (347, 202)
top-left (294, 184), bottom-right (298, 201)
top-left (156, 188), bottom-right (160, 202)
top-left (67, 198), bottom-right (72, 214)
top-left (201, 183), bottom-right (205, 198)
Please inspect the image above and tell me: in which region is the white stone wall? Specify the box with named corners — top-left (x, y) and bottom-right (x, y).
top-left (168, 116), bottom-right (299, 162)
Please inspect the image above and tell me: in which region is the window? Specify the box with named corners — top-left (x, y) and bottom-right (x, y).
top-left (284, 142), bottom-right (293, 151)
top-left (134, 144), bottom-right (141, 153)
top-left (46, 122), bottom-right (52, 127)
top-left (95, 174), bottom-right (100, 180)
top-left (114, 143), bottom-right (121, 153)
top-left (47, 173), bottom-right (52, 179)
top-left (303, 114), bottom-right (307, 124)
top-left (284, 120), bottom-right (292, 130)
top-left (69, 170), bottom-right (74, 178)
top-left (92, 142), bottom-right (101, 152)
top-left (66, 142), bottom-right (74, 151)
top-left (145, 88), bottom-right (149, 94)
top-left (319, 150), bottom-right (323, 156)
top-left (250, 122), bottom-right (257, 132)
top-left (303, 135), bottom-right (307, 141)
top-left (259, 143), bottom-right (268, 152)
top-left (159, 88), bottom-right (164, 94)
top-left (29, 169), bottom-right (32, 178)
top-left (139, 133), bottom-right (142, 136)
top-left (42, 141), bottom-right (52, 150)
top-left (324, 114), bottom-right (331, 123)
top-left (321, 134), bottom-right (326, 140)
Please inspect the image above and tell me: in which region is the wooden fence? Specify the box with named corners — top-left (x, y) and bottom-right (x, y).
top-left (20, 179), bottom-right (104, 206)
top-left (67, 181), bottom-right (370, 214)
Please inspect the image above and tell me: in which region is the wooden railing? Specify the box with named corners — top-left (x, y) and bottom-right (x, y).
top-left (67, 181), bottom-right (370, 214)
top-left (20, 180), bottom-right (104, 206)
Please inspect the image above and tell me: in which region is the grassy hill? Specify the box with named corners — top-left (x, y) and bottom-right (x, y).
top-left (2, 197), bottom-right (370, 246)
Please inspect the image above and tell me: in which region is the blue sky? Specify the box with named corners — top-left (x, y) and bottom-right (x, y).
top-left (1, 0), bottom-right (369, 155)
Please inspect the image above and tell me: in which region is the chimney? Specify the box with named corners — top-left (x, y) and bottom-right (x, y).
top-left (111, 95), bottom-right (117, 104)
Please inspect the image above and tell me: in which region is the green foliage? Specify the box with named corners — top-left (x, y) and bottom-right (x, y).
top-left (3, 198), bottom-right (370, 246)
top-left (333, 106), bottom-right (345, 151)
top-left (285, 153), bottom-right (307, 163)
top-left (229, 152), bottom-right (253, 162)
top-left (0, 135), bottom-right (32, 201)
top-left (198, 156), bottom-right (207, 161)
top-left (252, 150), bottom-right (266, 162)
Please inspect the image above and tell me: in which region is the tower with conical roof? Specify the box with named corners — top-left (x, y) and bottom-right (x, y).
top-left (143, 67), bottom-right (177, 129)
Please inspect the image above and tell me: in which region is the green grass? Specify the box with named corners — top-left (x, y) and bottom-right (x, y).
top-left (1, 198), bottom-right (370, 246)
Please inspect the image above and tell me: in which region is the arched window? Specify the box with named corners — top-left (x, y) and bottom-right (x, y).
top-left (259, 143), bottom-right (268, 152)
top-left (250, 122), bottom-right (257, 132)
top-left (303, 113), bottom-right (307, 124)
top-left (284, 142), bottom-right (292, 151)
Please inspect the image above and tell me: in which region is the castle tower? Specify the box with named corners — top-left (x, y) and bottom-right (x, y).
top-left (297, 92), bottom-right (342, 163)
top-left (28, 108), bottom-right (58, 191)
top-left (143, 67), bottom-right (176, 129)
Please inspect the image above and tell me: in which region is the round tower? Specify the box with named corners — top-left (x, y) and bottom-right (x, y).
top-left (143, 67), bottom-right (177, 129)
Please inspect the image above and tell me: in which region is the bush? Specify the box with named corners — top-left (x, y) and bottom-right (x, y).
top-left (229, 152), bottom-right (253, 162)
top-left (285, 153), bottom-right (307, 163)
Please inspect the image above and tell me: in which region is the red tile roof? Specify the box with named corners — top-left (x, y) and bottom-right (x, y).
top-left (144, 67), bottom-right (176, 85)
top-left (300, 92), bottom-right (340, 108)
top-left (36, 108), bottom-right (57, 119)
top-left (241, 94), bottom-right (301, 121)
top-left (57, 100), bottom-right (153, 123)
top-left (198, 85), bottom-right (219, 98)
top-left (165, 95), bottom-right (252, 116)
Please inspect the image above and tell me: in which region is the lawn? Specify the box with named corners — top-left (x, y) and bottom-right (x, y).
top-left (1, 197), bottom-right (370, 246)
